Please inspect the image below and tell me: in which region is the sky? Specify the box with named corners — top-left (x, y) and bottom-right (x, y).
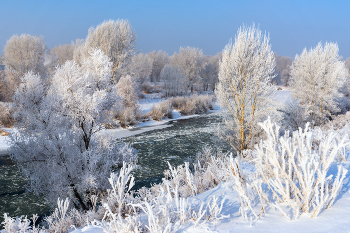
top-left (0, 0), bottom-right (350, 58)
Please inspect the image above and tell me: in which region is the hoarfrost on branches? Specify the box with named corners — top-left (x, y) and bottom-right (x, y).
top-left (83, 20), bottom-right (137, 83)
top-left (9, 49), bottom-right (137, 211)
top-left (216, 24), bottom-right (276, 152)
top-left (290, 42), bottom-right (348, 125)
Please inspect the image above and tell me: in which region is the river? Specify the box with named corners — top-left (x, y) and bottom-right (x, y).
top-left (0, 89), bottom-right (292, 223)
top-left (0, 112), bottom-right (226, 223)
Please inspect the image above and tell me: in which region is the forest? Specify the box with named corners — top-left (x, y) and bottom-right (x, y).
top-left (1, 20), bottom-right (350, 233)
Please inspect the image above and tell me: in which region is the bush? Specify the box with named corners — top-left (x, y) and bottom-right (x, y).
top-left (0, 102), bottom-right (14, 128)
top-left (169, 96), bottom-right (187, 110)
top-left (146, 100), bottom-right (173, 121)
top-left (116, 105), bottom-right (143, 128)
top-left (141, 82), bottom-right (153, 94)
top-left (170, 95), bottom-right (214, 115)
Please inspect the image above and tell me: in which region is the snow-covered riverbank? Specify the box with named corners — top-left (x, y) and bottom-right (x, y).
top-left (0, 89), bottom-right (292, 156)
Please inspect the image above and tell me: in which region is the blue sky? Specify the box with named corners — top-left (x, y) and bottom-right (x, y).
top-left (0, 0), bottom-right (349, 58)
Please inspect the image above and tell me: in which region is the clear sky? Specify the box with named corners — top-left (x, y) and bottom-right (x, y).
top-left (0, 0), bottom-right (350, 58)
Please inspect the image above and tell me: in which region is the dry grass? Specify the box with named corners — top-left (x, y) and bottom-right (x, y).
top-left (170, 94), bottom-right (215, 115)
top-left (145, 100), bottom-right (173, 121)
top-left (0, 102), bottom-right (14, 128)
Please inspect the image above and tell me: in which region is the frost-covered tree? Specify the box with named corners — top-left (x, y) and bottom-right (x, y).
top-left (50, 42), bottom-right (76, 66)
top-left (216, 24), bottom-right (276, 152)
top-left (200, 55), bottom-right (220, 92)
top-left (172, 47), bottom-right (204, 92)
top-left (345, 57), bottom-right (350, 72)
top-left (131, 53), bottom-right (153, 85)
top-left (290, 42), bottom-right (348, 125)
top-left (9, 49), bottom-right (137, 210)
top-left (115, 75), bottom-right (142, 127)
top-left (83, 20), bottom-right (137, 83)
top-left (73, 39), bottom-right (85, 65)
top-left (147, 50), bottom-right (169, 83)
top-left (161, 64), bottom-right (187, 96)
top-left (272, 54), bottom-right (292, 85)
top-left (4, 34), bottom-right (47, 76)
top-left (281, 65), bottom-right (292, 86)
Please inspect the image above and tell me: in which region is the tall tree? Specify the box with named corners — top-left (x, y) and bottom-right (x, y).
top-left (216, 24), bottom-right (276, 152)
top-left (160, 64), bottom-right (187, 96)
top-left (272, 54), bottom-right (292, 85)
top-left (172, 47), bottom-right (204, 92)
top-left (4, 34), bottom-right (47, 76)
top-left (83, 20), bottom-right (137, 83)
top-left (50, 42), bottom-right (76, 65)
top-left (290, 42), bottom-right (348, 125)
top-left (131, 53), bottom-right (153, 85)
top-left (147, 50), bottom-right (169, 83)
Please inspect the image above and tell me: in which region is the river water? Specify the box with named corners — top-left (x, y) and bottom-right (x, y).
top-left (0, 112), bottom-right (226, 223)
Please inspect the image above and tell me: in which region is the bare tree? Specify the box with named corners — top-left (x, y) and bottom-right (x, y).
top-left (83, 20), bottom-right (137, 83)
top-left (171, 47), bottom-right (204, 92)
top-left (216, 24), bottom-right (276, 152)
top-left (290, 42), bottom-right (348, 125)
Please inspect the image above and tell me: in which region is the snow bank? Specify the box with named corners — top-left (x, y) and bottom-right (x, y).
top-left (181, 160), bottom-right (350, 233)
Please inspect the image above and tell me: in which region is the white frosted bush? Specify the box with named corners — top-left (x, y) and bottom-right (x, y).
top-left (1, 214), bottom-right (44, 233)
top-left (147, 100), bottom-right (173, 121)
top-left (9, 49), bottom-right (137, 210)
top-left (169, 95), bottom-right (214, 115)
top-left (255, 117), bottom-right (348, 219)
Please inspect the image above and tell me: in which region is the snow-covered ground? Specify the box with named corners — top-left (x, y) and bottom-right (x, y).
top-left (0, 136), bottom-right (9, 156)
top-left (71, 150), bottom-right (350, 233)
top-left (180, 162), bottom-right (350, 233)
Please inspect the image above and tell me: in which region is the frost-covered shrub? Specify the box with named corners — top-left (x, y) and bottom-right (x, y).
top-left (255, 117), bottom-right (348, 219)
top-left (281, 99), bottom-right (308, 132)
top-left (290, 42), bottom-right (348, 126)
top-left (182, 95), bottom-right (214, 115)
top-left (321, 111), bottom-right (350, 131)
top-left (0, 102), bottom-right (14, 128)
top-left (9, 49), bottom-right (137, 210)
top-left (115, 106), bottom-right (142, 128)
top-left (1, 214), bottom-right (44, 233)
top-left (146, 100), bottom-right (173, 121)
top-left (141, 81), bottom-right (153, 94)
top-left (169, 96), bottom-right (187, 110)
top-left (170, 95), bottom-right (214, 115)
top-left (133, 183), bottom-right (228, 233)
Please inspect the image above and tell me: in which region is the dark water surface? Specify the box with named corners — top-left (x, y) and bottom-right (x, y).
top-left (0, 112), bottom-right (225, 224)
top-left (123, 113), bottom-right (226, 190)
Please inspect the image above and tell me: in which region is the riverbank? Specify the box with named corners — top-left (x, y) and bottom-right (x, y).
top-left (0, 89), bottom-right (292, 156)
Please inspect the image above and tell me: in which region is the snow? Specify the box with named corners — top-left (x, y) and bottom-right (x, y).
top-left (71, 225), bottom-right (105, 233)
top-left (98, 96), bottom-right (224, 140)
top-left (180, 159), bottom-right (350, 233)
top-left (0, 136), bottom-right (9, 156)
